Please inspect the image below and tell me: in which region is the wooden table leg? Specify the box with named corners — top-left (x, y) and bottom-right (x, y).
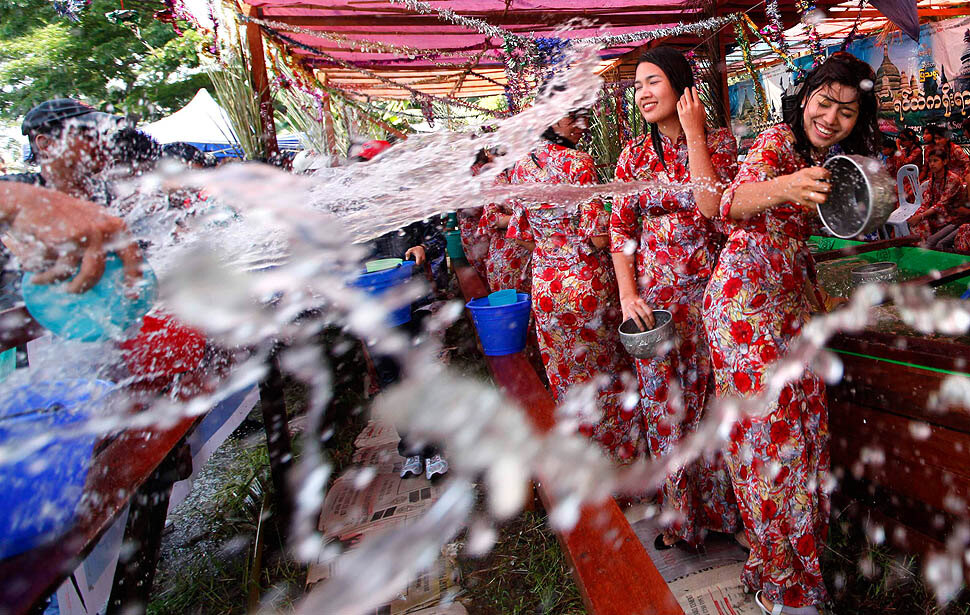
top-left (258, 350), bottom-right (293, 536)
top-left (104, 445), bottom-right (185, 615)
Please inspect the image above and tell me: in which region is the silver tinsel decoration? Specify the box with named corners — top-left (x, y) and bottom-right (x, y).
top-left (575, 16), bottom-right (736, 47)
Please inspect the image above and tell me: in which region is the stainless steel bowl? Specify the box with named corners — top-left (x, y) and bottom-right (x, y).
top-left (818, 155), bottom-right (896, 239)
top-left (850, 261), bottom-right (898, 285)
top-left (618, 310), bottom-right (673, 359)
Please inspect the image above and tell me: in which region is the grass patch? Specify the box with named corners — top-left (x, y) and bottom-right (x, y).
top-left (823, 516), bottom-right (970, 615)
top-left (459, 511), bottom-right (585, 615)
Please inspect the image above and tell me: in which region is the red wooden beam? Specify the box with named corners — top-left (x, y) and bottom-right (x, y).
top-left (453, 262), bottom-right (684, 615)
top-left (242, 3), bottom-right (281, 161)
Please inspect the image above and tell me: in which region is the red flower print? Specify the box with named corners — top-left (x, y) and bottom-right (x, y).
top-left (724, 276), bottom-right (742, 298)
top-left (770, 421), bottom-right (790, 444)
top-left (761, 498), bottom-right (778, 520)
top-left (581, 295), bottom-right (598, 312)
top-left (733, 371), bottom-right (753, 394)
top-left (730, 320), bottom-right (754, 344)
top-left (539, 296), bottom-right (554, 312)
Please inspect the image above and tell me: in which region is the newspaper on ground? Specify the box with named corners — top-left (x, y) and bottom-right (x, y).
top-left (309, 420), bottom-right (461, 614)
top-left (631, 516), bottom-right (760, 615)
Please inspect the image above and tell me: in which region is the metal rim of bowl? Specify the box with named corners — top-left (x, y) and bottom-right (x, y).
top-left (818, 155), bottom-right (874, 239)
top-left (618, 309), bottom-right (672, 336)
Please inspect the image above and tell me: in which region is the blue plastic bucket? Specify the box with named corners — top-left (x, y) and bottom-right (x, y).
top-left (0, 379), bottom-right (114, 559)
top-left (466, 292), bottom-right (531, 356)
top-left (351, 261), bottom-right (416, 327)
top-left (22, 254), bottom-right (158, 342)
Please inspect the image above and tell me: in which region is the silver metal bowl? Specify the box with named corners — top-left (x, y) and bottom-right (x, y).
top-left (618, 310), bottom-right (673, 359)
top-left (850, 261), bottom-right (898, 285)
top-left (818, 155), bottom-right (896, 239)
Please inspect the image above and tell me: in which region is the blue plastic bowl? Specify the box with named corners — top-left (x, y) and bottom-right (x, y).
top-left (22, 254), bottom-right (158, 342)
top-left (466, 293), bottom-right (531, 356)
top-left (0, 379), bottom-right (114, 559)
top-left (351, 261), bottom-right (416, 327)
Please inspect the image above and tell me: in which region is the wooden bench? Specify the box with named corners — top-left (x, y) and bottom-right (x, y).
top-left (0, 306), bottom-right (293, 615)
top-left (453, 262), bottom-right (683, 615)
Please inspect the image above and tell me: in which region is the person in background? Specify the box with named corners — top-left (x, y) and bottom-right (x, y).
top-left (351, 139), bottom-right (449, 481)
top-left (610, 46), bottom-right (741, 549)
top-left (896, 128), bottom-right (922, 176)
top-left (507, 93), bottom-right (634, 461)
top-left (923, 124), bottom-right (969, 180)
top-left (879, 134), bottom-right (900, 177)
top-left (705, 52), bottom-right (879, 615)
top-left (477, 165), bottom-right (531, 293)
top-left (913, 146), bottom-right (970, 248)
top-left (457, 148), bottom-right (497, 282)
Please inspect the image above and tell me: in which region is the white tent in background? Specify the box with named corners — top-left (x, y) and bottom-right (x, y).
top-left (143, 88), bottom-right (302, 158)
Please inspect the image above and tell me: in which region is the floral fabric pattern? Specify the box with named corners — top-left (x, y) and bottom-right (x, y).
top-left (611, 128), bottom-right (741, 542)
top-left (704, 123), bottom-right (830, 608)
top-left (912, 170), bottom-right (966, 239)
top-left (457, 206), bottom-right (489, 281)
top-left (477, 171), bottom-right (532, 292)
top-left (508, 141), bottom-right (634, 460)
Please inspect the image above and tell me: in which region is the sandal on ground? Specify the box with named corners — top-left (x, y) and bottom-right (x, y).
top-left (755, 591), bottom-right (820, 615)
top-left (653, 533), bottom-right (678, 551)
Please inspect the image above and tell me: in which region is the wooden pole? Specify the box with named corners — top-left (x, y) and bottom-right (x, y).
top-left (242, 4), bottom-right (280, 161)
top-left (319, 74), bottom-right (339, 156)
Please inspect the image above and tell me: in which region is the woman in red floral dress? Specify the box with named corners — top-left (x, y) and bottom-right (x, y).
top-left (705, 53), bottom-right (878, 614)
top-left (610, 47), bottom-right (740, 548)
top-left (477, 169), bottom-right (532, 293)
top-left (459, 149), bottom-right (501, 282)
top-left (507, 107), bottom-right (634, 460)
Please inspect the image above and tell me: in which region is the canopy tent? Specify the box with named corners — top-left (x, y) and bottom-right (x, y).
top-left (143, 88), bottom-right (302, 158)
top-left (231, 0), bottom-right (848, 100)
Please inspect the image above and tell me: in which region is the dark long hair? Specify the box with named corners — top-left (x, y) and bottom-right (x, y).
top-left (783, 51), bottom-right (878, 161)
top-left (636, 46), bottom-right (694, 171)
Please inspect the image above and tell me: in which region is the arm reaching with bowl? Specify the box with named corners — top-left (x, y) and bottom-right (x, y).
top-left (0, 182), bottom-right (141, 293)
top-left (726, 166), bottom-right (831, 219)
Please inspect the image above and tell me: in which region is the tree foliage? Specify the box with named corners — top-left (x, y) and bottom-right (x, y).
top-left (0, 0), bottom-right (211, 122)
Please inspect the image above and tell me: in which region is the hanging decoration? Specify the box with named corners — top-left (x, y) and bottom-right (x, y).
top-left (796, 0), bottom-right (825, 65)
top-left (840, 0), bottom-right (868, 50)
top-left (575, 16), bottom-right (736, 48)
top-left (734, 19), bottom-right (771, 124)
top-left (763, 0), bottom-right (787, 50)
top-left (50, 0), bottom-right (88, 22)
top-left (740, 14), bottom-right (804, 81)
top-left (253, 20), bottom-right (510, 117)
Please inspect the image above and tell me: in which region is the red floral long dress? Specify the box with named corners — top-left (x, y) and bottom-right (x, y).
top-left (457, 207), bottom-right (489, 281)
top-left (611, 128), bottom-right (741, 544)
top-left (477, 171), bottom-right (532, 293)
top-left (703, 124), bottom-right (830, 608)
top-left (508, 142), bottom-right (635, 460)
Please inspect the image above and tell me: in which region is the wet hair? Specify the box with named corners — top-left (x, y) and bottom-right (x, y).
top-left (924, 124), bottom-right (947, 139)
top-left (783, 51), bottom-right (877, 161)
top-left (161, 142), bottom-right (207, 167)
top-left (881, 135), bottom-right (897, 150)
top-left (636, 46), bottom-right (695, 172)
top-left (109, 127), bottom-right (161, 170)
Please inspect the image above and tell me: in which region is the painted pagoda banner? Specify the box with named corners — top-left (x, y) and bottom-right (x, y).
top-left (729, 16), bottom-right (970, 146)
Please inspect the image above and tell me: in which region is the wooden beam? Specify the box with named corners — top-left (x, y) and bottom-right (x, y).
top-left (453, 262), bottom-right (684, 615)
top-left (242, 3), bottom-right (280, 161)
top-left (257, 10), bottom-right (704, 27)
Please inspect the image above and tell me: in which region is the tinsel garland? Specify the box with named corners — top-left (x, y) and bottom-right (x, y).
top-left (763, 0), bottom-right (787, 51)
top-left (387, 0), bottom-right (513, 42)
top-left (240, 13), bottom-right (495, 64)
top-left (574, 16), bottom-right (736, 47)
top-left (734, 19), bottom-right (771, 124)
top-left (796, 0), bottom-right (825, 65)
top-left (50, 0), bottom-right (88, 22)
top-left (741, 14), bottom-right (804, 81)
top-left (256, 21), bottom-right (510, 117)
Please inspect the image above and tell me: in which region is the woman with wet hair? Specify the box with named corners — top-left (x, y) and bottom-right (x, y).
top-left (506, 102), bottom-right (633, 460)
top-left (609, 46), bottom-right (741, 548)
top-left (704, 52), bottom-right (878, 614)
